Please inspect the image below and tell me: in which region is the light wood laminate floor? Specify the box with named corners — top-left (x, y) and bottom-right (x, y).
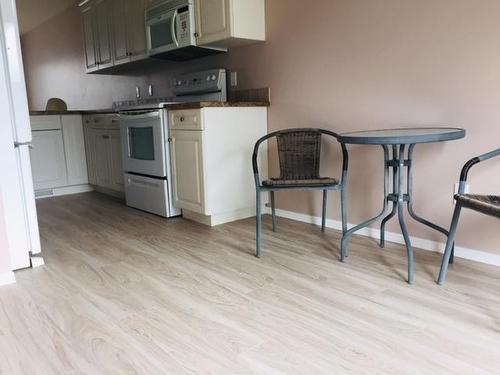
top-left (0, 192), bottom-right (499, 374)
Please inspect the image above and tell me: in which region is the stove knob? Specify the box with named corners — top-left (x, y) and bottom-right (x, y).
top-left (206, 76), bottom-right (211, 81)
top-left (211, 75), bottom-right (217, 81)
top-left (177, 80), bottom-right (182, 86)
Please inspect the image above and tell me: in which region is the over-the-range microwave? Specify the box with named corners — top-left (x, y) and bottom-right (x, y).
top-left (145, 0), bottom-right (226, 61)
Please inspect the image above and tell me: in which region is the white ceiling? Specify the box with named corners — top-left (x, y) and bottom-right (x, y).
top-left (16, 0), bottom-right (78, 35)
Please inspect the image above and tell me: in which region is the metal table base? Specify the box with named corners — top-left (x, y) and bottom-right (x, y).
top-left (340, 144), bottom-right (454, 284)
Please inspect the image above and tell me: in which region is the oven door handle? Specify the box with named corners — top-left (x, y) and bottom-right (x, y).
top-left (118, 110), bottom-right (160, 120)
top-left (171, 9), bottom-right (179, 47)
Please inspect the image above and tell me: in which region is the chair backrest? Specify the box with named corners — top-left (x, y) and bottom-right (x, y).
top-left (275, 129), bottom-right (322, 180)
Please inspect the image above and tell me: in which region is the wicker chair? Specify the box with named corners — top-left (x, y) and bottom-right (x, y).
top-left (438, 148), bottom-right (500, 285)
top-left (252, 128), bottom-right (348, 257)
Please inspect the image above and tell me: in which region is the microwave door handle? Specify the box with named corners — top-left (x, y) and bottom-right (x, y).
top-left (171, 10), bottom-right (179, 46)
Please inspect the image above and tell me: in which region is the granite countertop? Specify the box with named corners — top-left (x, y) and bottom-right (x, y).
top-left (29, 101), bottom-right (270, 115)
top-left (164, 101), bottom-right (270, 110)
top-left (29, 109), bottom-right (117, 116)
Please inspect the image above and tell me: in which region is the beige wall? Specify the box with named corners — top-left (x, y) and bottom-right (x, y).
top-left (0, 189), bottom-right (12, 274)
top-left (22, 0), bottom-right (500, 254)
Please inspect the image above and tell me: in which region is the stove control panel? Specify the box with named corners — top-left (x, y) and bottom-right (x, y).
top-left (172, 69), bottom-right (226, 96)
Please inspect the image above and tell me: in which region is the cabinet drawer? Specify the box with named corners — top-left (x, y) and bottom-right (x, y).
top-left (30, 115), bottom-right (62, 131)
top-left (170, 109), bottom-right (203, 130)
top-left (84, 114), bottom-right (120, 130)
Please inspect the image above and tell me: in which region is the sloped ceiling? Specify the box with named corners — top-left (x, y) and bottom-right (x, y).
top-left (16, 0), bottom-right (79, 35)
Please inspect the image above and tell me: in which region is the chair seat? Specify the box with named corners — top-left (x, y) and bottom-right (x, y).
top-left (455, 194), bottom-right (500, 218)
top-left (262, 177), bottom-right (339, 188)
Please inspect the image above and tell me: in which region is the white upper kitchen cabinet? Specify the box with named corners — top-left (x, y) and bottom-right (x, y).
top-left (81, 3), bottom-right (99, 73)
top-left (94, 0), bottom-right (114, 69)
top-left (195, 0), bottom-right (266, 47)
top-left (80, 0), bottom-right (149, 72)
top-left (111, 0), bottom-right (148, 66)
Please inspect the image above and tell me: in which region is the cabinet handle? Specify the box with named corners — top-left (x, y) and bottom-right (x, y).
top-left (180, 116), bottom-right (185, 122)
top-left (102, 135), bottom-right (110, 139)
top-left (167, 137), bottom-right (172, 142)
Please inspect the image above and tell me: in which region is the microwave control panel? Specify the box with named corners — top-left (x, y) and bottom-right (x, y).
top-left (177, 10), bottom-right (191, 46)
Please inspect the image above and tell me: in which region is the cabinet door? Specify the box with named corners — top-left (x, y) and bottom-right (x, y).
top-left (107, 130), bottom-right (124, 192)
top-left (83, 121), bottom-right (98, 185)
top-left (62, 115), bottom-right (89, 186)
top-left (170, 130), bottom-right (205, 213)
top-left (195, 0), bottom-right (231, 45)
top-left (93, 130), bottom-right (113, 188)
top-left (31, 130), bottom-right (68, 190)
top-left (95, 0), bottom-right (114, 69)
top-left (126, 0), bottom-right (148, 60)
top-left (81, 4), bottom-right (99, 72)
top-left (111, 0), bottom-right (130, 65)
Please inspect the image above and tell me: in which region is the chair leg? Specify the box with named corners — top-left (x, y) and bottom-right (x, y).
top-left (270, 191), bottom-right (277, 232)
top-left (321, 189), bottom-right (327, 232)
top-left (437, 204), bottom-right (462, 285)
top-left (256, 188), bottom-right (262, 258)
top-left (449, 245), bottom-right (455, 264)
top-left (340, 186), bottom-right (347, 236)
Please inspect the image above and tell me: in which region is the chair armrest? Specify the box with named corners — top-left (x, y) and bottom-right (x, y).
top-left (459, 148), bottom-right (500, 182)
top-left (252, 131), bottom-right (281, 187)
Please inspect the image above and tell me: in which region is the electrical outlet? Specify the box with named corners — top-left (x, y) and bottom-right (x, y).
top-left (230, 71), bottom-right (238, 87)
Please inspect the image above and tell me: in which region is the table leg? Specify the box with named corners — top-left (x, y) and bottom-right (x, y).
top-left (380, 145), bottom-right (398, 248)
top-left (340, 145), bottom-right (389, 262)
top-left (396, 144), bottom-right (414, 284)
top-left (406, 144), bottom-right (455, 264)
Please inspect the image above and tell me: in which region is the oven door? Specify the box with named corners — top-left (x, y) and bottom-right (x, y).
top-left (119, 110), bottom-right (167, 178)
top-left (146, 8), bottom-right (179, 56)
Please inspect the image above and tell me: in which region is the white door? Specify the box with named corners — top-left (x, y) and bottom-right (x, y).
top-left (0, 0), bottom-right (41, 268)
top-left (170, 130), bottom-right (205, 214)
top-left (30, 130), bottom-right (68, 190)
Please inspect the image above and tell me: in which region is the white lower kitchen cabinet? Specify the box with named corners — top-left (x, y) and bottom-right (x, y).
top-left (31, 130), bottom-right (68, 190)
top-left (83, 114), bottom-right (124, 196)
top-left (30, 115), bottom-right (90, 198)
top-left (169, 106), bottom-right (268, 226)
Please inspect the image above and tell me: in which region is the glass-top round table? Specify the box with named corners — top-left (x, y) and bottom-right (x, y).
top-left (337, 127), bottom-right (466, 284)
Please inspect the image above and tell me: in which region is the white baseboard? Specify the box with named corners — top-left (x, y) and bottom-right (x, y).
top-left (269, 208), bottom-right (500, 267)
top-left (35, 184), bottom-right (93, 199)
top-left (184, 207), bottom-right (256, 226)
top-left (0, 271), bottom-right (16, 286)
